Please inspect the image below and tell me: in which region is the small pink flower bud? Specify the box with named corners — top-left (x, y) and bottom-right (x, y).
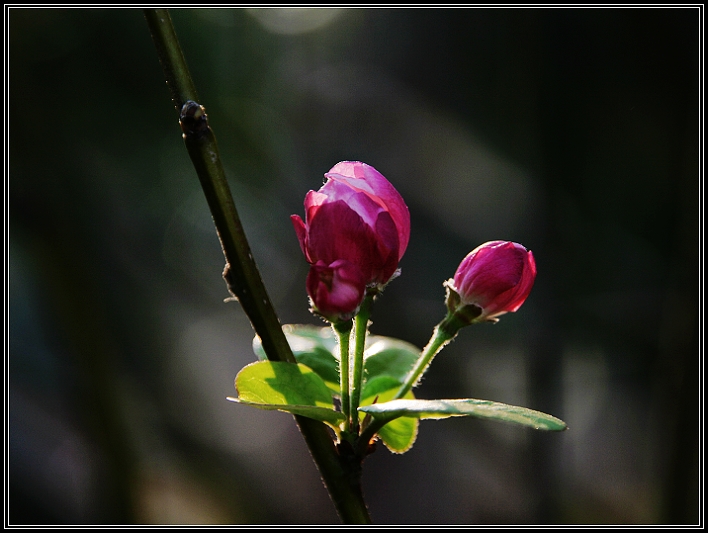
top-left (446, 240), bottom-right (537, 324)
top-left (291, 161), bottom-right (410, 321)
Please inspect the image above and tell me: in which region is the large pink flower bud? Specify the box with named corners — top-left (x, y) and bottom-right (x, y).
top-left (291, 161), bottom-right (410, 321)
top-left (446, 241), bottom-right (536, 324)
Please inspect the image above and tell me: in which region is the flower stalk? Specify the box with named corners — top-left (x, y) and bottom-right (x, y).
top-left (333, 320), bottom-right (353, 434)
top-left (350, 293), bottom-right (374, 435)
top-left (394, 316), bottom-right (460, 401)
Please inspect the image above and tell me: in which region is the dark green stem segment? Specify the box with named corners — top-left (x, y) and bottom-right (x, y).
top-left (144, 9), bottom-right (371, 524)
top-left (143, 9), bottom-right (198, 110)
top-left (350, 294), bottom-right (373, 435)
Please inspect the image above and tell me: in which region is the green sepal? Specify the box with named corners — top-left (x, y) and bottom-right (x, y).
top-left (231, 360), bottom-right (344, 428)
top-left (359, 398), bottom-right (568, 431)
top-left (359, 375), bottom-right (418, 454)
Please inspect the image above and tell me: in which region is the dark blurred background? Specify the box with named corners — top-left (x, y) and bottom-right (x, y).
top-left (8, 7), bottom-right (700, 525)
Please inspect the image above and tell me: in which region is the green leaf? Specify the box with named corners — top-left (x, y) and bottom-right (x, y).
top-left (376, 416), bottom-right (418, 454)
top-left (360, 375), bottom-right (402, 403)
top-left (359, 398), bottom-right (568, 431)
top-left (359, 375), bottom-right (418, 454)
top-left (253, 325), bottom-right (340, 392)
top-left (232, 361), bottom-right (344, 427)
top-left (363, 335), bottom-right (420, 384)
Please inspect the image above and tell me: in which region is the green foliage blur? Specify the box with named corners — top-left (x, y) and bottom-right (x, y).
top-left (9, 7), bottom-right (699, 525)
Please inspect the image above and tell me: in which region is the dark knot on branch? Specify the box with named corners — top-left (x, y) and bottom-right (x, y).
top-left (179, 100), bottom-right (209, 140)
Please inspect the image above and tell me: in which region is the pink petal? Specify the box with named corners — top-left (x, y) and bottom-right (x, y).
top-left (305, 200), bottom-right (380, 282)
top-left (290, 214), bottom-right (309, 259)
top-left (325, 161), bottom-right (410, 260)
top-left (307, 260), bottom-right (366, 320)
top-left (371, 210), bottom-right (400, 283)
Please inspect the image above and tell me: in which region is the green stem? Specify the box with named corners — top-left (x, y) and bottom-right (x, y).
top-left (144, 9), bottom-right (371, 524)
top-left (333, 320), bottom-right (353, 434)
top-left (350, 294), bottom-right (373, 435)
top-left (394, 316), bottom-right (459, 400)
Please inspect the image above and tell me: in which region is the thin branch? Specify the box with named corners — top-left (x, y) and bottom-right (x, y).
top-left (144, 9), bottom-right (371, 524)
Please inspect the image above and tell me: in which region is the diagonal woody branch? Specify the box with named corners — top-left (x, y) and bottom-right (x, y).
top-left (143, 9), bottom-right (371, 524)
